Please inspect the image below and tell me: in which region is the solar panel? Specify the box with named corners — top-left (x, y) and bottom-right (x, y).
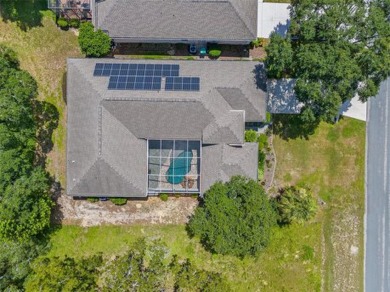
top-left (107, 76), bottom-right (161, 91)
top-left (94, 63), bottom-right (181, 78)
top-left (165, 77), bottom-right (200, 91)
top-left (94, 63), bottom-right (200, 91)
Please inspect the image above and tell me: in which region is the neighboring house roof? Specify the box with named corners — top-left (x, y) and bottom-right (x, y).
top-left (67, 59), bottom-right (265, 197)
top-left (267, 79), bottom-right (303, 114)
top-left (94, 0), bottom-right (257, 42)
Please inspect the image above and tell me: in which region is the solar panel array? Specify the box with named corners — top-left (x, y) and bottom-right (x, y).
top-left (94, 63), bottom-right (180, 78)
top-left (108, 76), bottom-right (161, 90)
top-left (165, 77), bottom-right (200, 91)
top-left (93, 63), bottom-right (200, 91)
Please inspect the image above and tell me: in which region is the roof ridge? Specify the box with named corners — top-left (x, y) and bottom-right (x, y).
top-left (100, 101), bottom-right (140, 140)
top-left (100, 156), bottom-right (144, 195)
top-left (229, 0), bottom-right (256, 38)
top-left (68, 157), bottom-right (99, 194)
top-left (237, 83), bottom-right (262, 116)
top-left (218, 111), bottom-right (244, 143)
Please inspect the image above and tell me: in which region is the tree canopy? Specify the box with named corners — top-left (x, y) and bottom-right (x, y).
top-left (266, 0), bottom-right (390, 122)
top-left (273, 186), bottom-right (318, 225)
top-left (78, 22), bottom-right (111, 57)
top-left (187, 176), bottom-right (277, 258)
top-left (26, 240), bottom-right (229, 291)
top-left (0, 45), bottom-right (52, 241)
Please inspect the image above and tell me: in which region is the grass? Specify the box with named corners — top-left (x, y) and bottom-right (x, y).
top-left (0, 7), bottom-right (82, 185)
top-left (273, 116), bottom-right (365, 291)
top-left (47, 223), bottom-right (322, 291)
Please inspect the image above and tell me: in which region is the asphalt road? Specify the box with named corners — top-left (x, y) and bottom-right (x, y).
top-left (365, 78), bottom-right (390, 292)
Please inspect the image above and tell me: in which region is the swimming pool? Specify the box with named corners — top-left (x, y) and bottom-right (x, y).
top-left (166, 151), bottom-right (193, 184)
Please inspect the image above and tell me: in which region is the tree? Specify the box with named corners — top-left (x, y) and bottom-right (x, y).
top-left (0, 239), bottom-right (47, 291)
top-left (172, 258), bottom-right (230, 292)
top-left (266, 0), bottom-right (390, 122)
top-left (0, 46), bottom-right (53, 242)
top-left (24, 254), bottom-right (103, 291)
top-left (265, 33), bottom-right (293, 79)
top-left (78, 22), bottom-right (111, 57)
top-left (0, 168), bottom-right (53, 241)
top-left (102, 240), bottom-right (169, 291)
top-left (273, 186), bottom-right (317, 225)
top-left (187, 176), bottom-right (277, 257)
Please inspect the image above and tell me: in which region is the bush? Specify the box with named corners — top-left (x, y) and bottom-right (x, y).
top-left (159, 193), bottom-right (169, 201)
top-left (245, 129), bottom-right (257, 142)
top-left (57, 18), bottom-right (68, 29)
top-left (251, 37), bottom-right (269, 48)
top-left (87, 197), bottom-right (99, 203)
top-left (257, 134), bottom-right (268, 150)
top-left (69, 18), bottom-right (80, 28)
top-left (273, 186), bottom-right (317, 225)
top-left (209, 49), bottom-right (221, 58)
top-left (266, 111), bottom-right (272, 123)
top-left (78, 22), bottom-right (111, 57)
top-left (187, 176), bottom-right (277, 257)
top-left (109, 197), bottom-right (127, 206)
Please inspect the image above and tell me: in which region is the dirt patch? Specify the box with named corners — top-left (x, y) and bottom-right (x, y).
top-left (52, 192), bottom-right (198, 227)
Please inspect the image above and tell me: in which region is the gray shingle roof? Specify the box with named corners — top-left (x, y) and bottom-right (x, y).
top-left (67, 59), bottom-right (265, 197)
top-left (95, 0), bottom-right (257, 42)
top-left (201, 143), bottom-right (258, 193)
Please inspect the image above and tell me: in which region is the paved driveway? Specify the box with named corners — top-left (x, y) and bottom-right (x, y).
top-left (365, 78), bottom-right (390, 292)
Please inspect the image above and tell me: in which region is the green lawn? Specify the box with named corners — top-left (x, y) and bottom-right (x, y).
top-left (47, 223), bottom-right (322, 291)
top-left (273, 116), bottom-right (365, 291)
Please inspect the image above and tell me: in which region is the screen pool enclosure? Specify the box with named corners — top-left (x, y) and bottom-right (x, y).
top-left (148, 140), bottom-right (201, 194)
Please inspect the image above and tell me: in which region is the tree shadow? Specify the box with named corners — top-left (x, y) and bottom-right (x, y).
top-left (272, 114), bottom-right (319, 141)
top-left (272, 20), bottom-right (291, 37)
top-left (50, 179), bottom-right (65, 225)
top-left (253, 63), bottom-right (267, 92)
top-left (34, 100), bottom-right (59, 168)
top-left (0, 0), bottom-right (47, 31)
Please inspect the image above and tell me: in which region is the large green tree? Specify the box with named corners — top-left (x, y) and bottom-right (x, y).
top-left (24, 254), bottom-right (103, 291)
top-left (0, 45), bottom-right (53, 241)
top-left (187, 176), bottom-right (277, 258)
top-left (266, 0), bottom-right (390, 122)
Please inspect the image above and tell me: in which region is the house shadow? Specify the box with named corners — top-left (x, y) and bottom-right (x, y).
top-left (0, 0), bottom-right (47, 30)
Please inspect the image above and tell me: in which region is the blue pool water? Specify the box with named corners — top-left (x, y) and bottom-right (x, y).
top-left (166, 151), bottom-right (193, 184)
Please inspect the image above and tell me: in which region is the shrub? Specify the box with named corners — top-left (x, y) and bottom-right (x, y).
top-left (257, 134), bottom-right (268, 150)
top-left (251, 38), bottom-right (261, 48)
top-left (187, 176), bottom-right (277, 257)
top-left (69, 18), bottom-right (80, 28)
top-left (159, 193), bottom-right (169, 201)
top-left (245, 129), bottom-right (257, 142)
top-left (209, 49), bottom-right (221, 58)
top-left (273, 186), bottom-right (317, 225)
top-left (57, 18), bottom-right (68, 29)
top-left (87, 197), bottom-right (99, 203)
top-left (78, 22), bottom-right (111, 57)
top-left (251, 38), bottom-right (269, 48)
top-left (266, 111), bottom-right (272, 123)
top-left (109, 197), bottom-right (127, 206)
